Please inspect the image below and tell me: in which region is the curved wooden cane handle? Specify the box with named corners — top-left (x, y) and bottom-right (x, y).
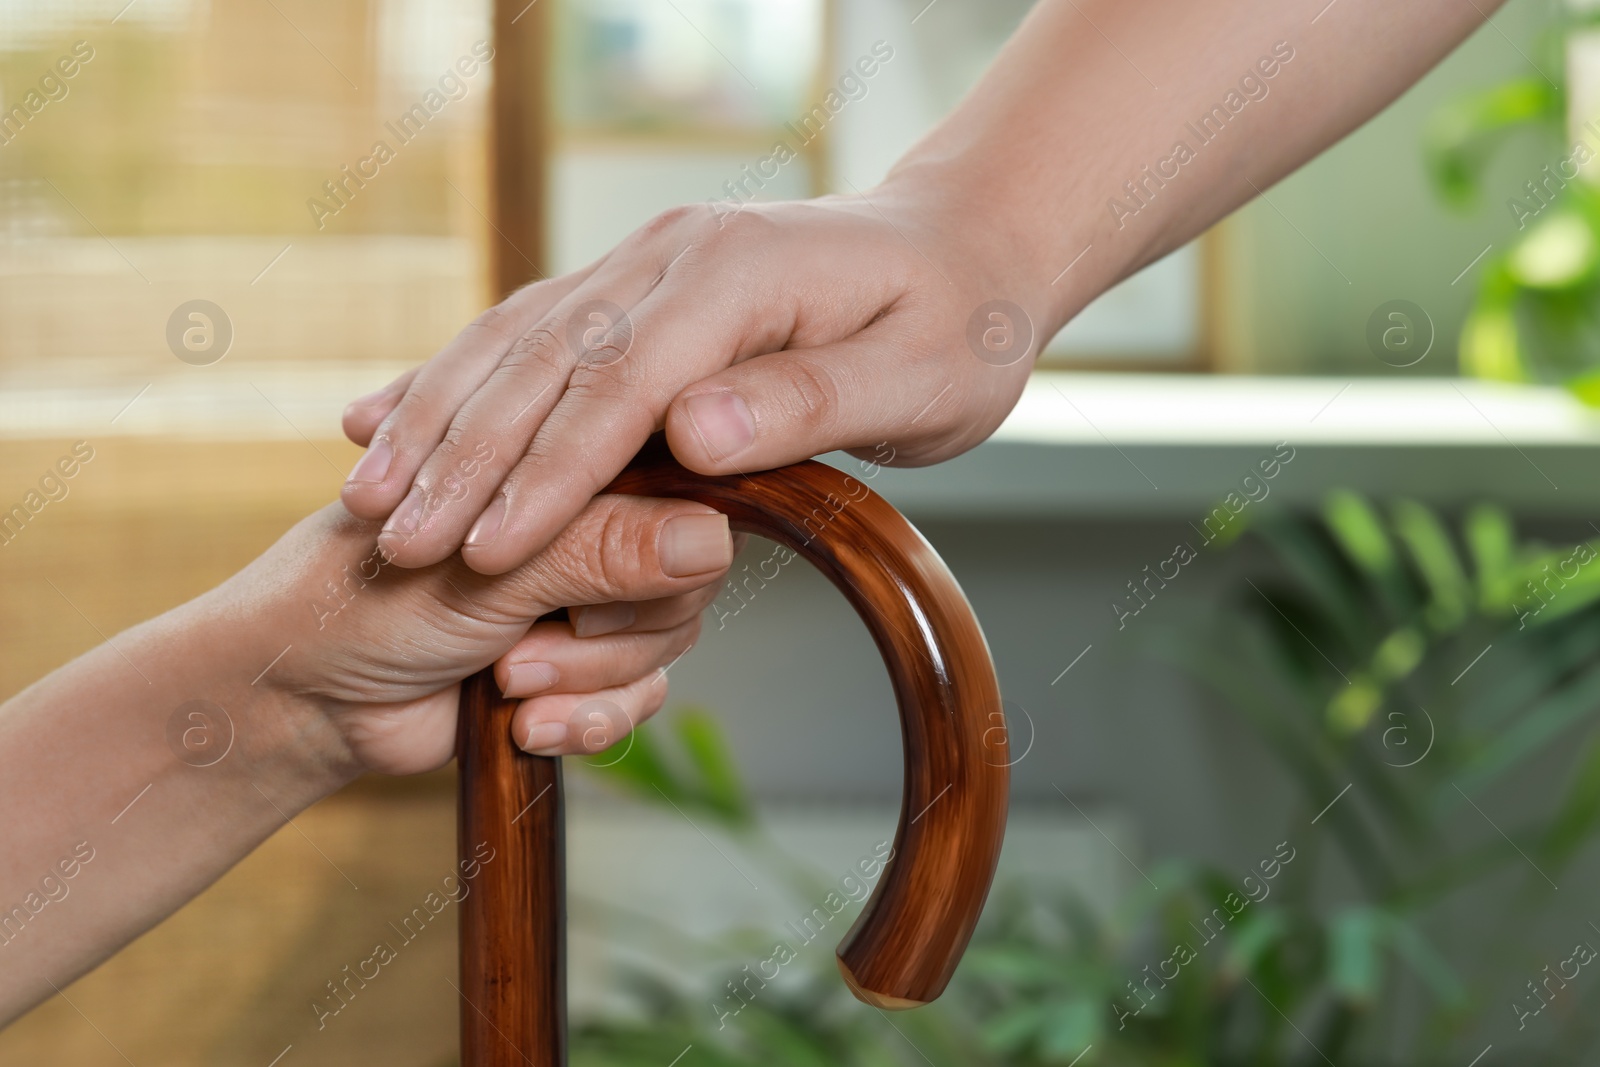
top-left (457, 447), bottom-right (1010, 1066)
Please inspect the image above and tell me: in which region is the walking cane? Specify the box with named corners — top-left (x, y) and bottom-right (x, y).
top-left (455, 442), bottom-right (1011, 1066)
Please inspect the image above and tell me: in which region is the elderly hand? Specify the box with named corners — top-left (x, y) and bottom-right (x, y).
top-left (244, 494), bottom-right (733, 775)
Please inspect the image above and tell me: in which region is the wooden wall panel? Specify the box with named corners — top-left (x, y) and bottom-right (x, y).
top-left (0, 436), bottom-right (462, 1066)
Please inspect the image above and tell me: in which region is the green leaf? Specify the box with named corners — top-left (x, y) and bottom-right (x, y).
top-left (1328, 909), bottom-right (1382, 1005)
top-left (1385, 916), bottom-right (1467, 1008)
top-left (1040, 998), bottom-right (1100, 1060)
top-left (1521, 543), bottom-right (1600, 626)
top-left (1459, 271), bottom-right (1529, 384)
top-left (1564, 366), bottom-right (1600, 405)
top-left (1391, 500), bottom-right (1470, 631)
top-left (979, 1001), bottom-right (1055, 1053)
top-left (1539, 731), bottom-right (1600, 871)
top-left (1219, 909), bottom-right (1286, 979)
top-left (1253, 515), bottom-right (1370, 653)
top-left (1455, 665), bottom-right (1600, 798)
top-left (1464, 504), bottom-right (1518, 612)
top-left (1322, 491), bottom-right (1416, 620)
top-left (1328, 676), bottom-right (1383, 734)
top-left (578, 708), bottom-right (755, 829)
top-left (582, 720), bottom-right (689, 804)
top-left (1150, 624), bottom-right (1398, 896)
top-left (675, 708), bottom-right (754, 825)
top-left (1509, 212), bottom-right (1600, 289)
top-left (1424, 77), bottom-right (1562, 207)
top-left (963, 945), bottom-right (1071, 985)
top-left (1370, 627), bottom-right (1426, 684)
top-left (1323, 491), bottom-right (1397, 576)
top-left (1457, 612), bottom-right (1600, 734)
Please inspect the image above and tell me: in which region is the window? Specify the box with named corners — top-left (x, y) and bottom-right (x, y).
top-left (0, 0), bottom-right (493, 432)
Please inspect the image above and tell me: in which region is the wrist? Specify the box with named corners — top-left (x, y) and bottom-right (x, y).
top-left (179, 588), bottom-right (364, 796)
top-left (181, 514), bottom-right (370, 794)
top-left (872, 153), bottom-right (1111, 348)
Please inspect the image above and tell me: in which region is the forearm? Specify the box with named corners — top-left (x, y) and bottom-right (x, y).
top-left (0, 569), bottom-right (357, 1022)
top-left (328, 1), bottom-right (1511, 567)
top-left (0, 491), bottom-right (735, 1023)
top-left (884, 0), bottom-right (1505, 335)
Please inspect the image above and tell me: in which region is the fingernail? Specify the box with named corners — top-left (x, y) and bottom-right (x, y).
top-left (380, 487), bottom-right (424, 541)
top-left (684, 392), bottom-right (754, 459)
top-left (465, 494), bottom-right (508, 547)
top-left (522, 720), bottom-right (567, 754)
top-left (573, 602), bottom-right (636, 637)
top-left (659, 512), bottom-right (732, 577)
top-left (346, 438), bottom-right (393, 485)
top-left (505, 661), bottom-right (558, 696)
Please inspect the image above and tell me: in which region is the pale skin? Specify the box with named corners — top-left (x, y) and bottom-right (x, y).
top-left (341, 0), bottom-right (1507, 576)
top-left (2, 0), bottom-right (1508, 1030)
top-left (0, 495), bottom-right (732, 1024)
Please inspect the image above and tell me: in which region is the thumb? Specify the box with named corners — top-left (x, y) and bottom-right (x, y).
top-left (664, 332), bottom-right (966, 475)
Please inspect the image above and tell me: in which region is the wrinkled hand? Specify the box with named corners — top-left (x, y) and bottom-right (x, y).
top-left (244, 495), bottom-right (733, 776)
top-left (338, 186), bottom-right (1042, 575)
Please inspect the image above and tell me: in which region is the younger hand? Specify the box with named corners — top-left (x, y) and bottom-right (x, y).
top-left (339, 184), bottom-right (1046, 575)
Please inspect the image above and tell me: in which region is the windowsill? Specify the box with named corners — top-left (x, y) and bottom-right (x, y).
top-left (997, 372), bottom-right (1600, 446)
top-left (826, 373), bottom-right (1600, 520)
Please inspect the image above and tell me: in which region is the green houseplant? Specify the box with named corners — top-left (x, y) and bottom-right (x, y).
top-left (1426, 5), bottom-right (1600, 399)
top-left (1145, 493), bottom-right (1600, 1065)
top-left (473, 493), bottom-right (1600, 1067)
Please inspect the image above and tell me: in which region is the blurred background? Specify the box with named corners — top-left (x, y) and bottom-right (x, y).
top-left (5, 0), bottom-right (1600, 1064)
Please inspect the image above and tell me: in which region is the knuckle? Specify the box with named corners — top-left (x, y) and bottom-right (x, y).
top-left (697, 203), bottom-right (777, 249)
top-left (781, 358), bottom-right (840, 430)
top-left (437, 421), bottom-right (470, 457)
top-left (635, 203), bottom-right (699, 242)
top-left (581, 504), bottom-right (647, 593)
top-left (563, 358), bottom-right (635, 404)
top-left (500, 326), bottom-right (566, 375)
top-left (695, 224), bottom-right (743, 261)
top-left (461, 299), bottom-right (520, 345)
top-left (411, 427), bottom-right (476, 501)
top-left (515, 424), bottom-right (635, 505)
top-left (702, 206), bottom-right (775, 245)
top-left (378, 378), bottom-right (442, 438)
top-left (566, 300), bottom-right (634, 366)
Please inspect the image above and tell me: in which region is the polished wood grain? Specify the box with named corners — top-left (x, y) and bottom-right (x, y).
top-left (456, 445), bottom-right (1010, 1065)
top-left (457, 672), bottom-right (565, 1067)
